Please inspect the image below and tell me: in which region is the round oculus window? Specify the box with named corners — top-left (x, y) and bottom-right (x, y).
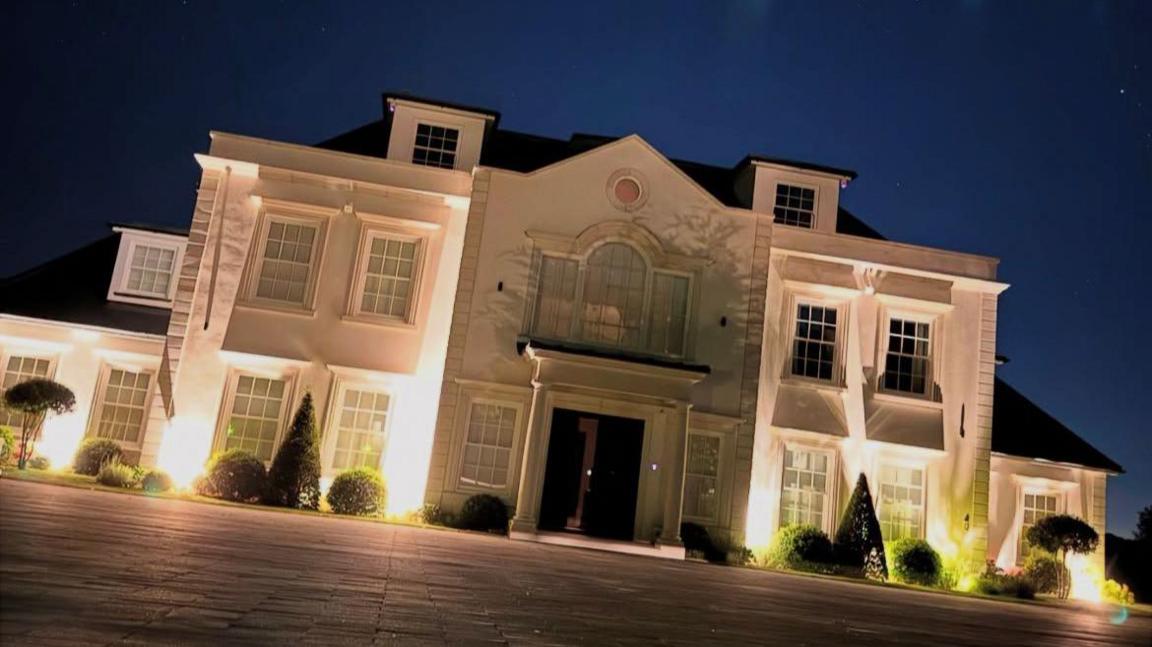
top-left (613, 177), bottom-right (642, 205)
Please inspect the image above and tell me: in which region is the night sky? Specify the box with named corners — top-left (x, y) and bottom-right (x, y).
top-left (1, 1), bottom-right (1148, 534)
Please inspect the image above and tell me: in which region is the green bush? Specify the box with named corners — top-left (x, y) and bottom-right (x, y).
top-left (263, 392), bottom-right (322, 510)
top-left (0, 426), bottom-right (15, 464)
top-left (1023, 554), bottom-right (1066, 595)
top-left (141, 469), bottom-right (174, 493)
top-left (458, 494), bottom-right (509, 533)
top-left (975, 573), bottom-right (1036, 599)
top-left (28, 455), bottom-right (50, 470)
top-left (767, 524), bottom-right (835, 570)
top-left (1101, 579), bottom-right (1134, 606)
top-left (199, 449), bottom-right (267, 502)
top-left (72, 438), bottom-right (123, 475)
top-left (326, 468), bottom-right (386, 515)
top-left (834, 474), bottom-right (888, 580)
top-left (96, 461), bottom-right (137, 488)
top-left (681, 522), bottom-right (731, 563)
top-left (888, 538), bottom-right (942, 586)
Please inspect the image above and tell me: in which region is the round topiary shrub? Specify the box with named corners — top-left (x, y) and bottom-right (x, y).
top-left (1023, 554), bottom-right (1066, 595)
top-left (200, 449), bottom-right (267, 502)
top-left (458, 494), bottom-right (509, 533)
top-left (888, 538), bottom-right (942, 586)
top-left (326, 468), bottom-right (386, 515)
top-left (767, 524), bottom-right (834, 569)
top-left (141, 469), bottom-right (174, 493)
top-left (72, 438), bottom-right (123, 475)
top-left (96, 461), bottom-right (137, 488)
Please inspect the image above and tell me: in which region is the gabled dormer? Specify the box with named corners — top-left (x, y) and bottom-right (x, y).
top-left (742, 156), bottom-right (857, 234)
top-left (384, 94), bottom-right (498, 172)
top-left (106, 224), bottom-right (188, 309)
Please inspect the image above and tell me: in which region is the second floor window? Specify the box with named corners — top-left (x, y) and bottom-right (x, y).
top-left (883, 318), bottom-right (932, 395)
top-left (124, 243), bottom-right (177, 298)
top-left (774, 183), bottom-right (816, 228)
top-left (359, 235), bottom-right (419, 320)
top-left (412, 123), bottom-right (459, 169)
top-left (254, 219), bottom-right (320, 306)
top-left (531, 242), bottom-right (691, 357)
top-left (791, 303), bottom-right (837, 381)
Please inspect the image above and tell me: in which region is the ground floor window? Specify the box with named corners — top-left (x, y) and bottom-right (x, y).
top-left (330, 387), bottom-right (390, 470)
top-left (780, 447), bottom-right (830, 529)
top-left (220, 375), bottom-right (288, 462)
top-left (459, 402), bottom-right (518, 489)
top-left (0, 355), bottom-right (54, 428)
top-left (1019, 492), bottom-right (1060, 564)
top-left (877, 464), bottom-right (924, 541)
top-left (683, 433), bottom-right (721, 522)
top-left (90, 367), bottom-right (153, 445)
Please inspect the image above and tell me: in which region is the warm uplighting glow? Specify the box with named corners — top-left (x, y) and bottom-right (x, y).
top-left (155, 415), bottom-right (214, 489)
top-left (380, 373), bottom-right (442, 515)
top-left (37, 414), bottom-right (85, 469)
top-left (1067, 553), bottom-right (1104, 603)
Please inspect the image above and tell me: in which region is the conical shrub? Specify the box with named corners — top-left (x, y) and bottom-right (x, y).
top-left (834, 473), bottom-right (888, 580)
top-left (263, 392), bottom-right (321, 509)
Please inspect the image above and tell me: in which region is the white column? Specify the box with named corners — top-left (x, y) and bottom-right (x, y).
top-left (510, 380), bottom-right (549, 536)
top-left (658, 401), bottom-right (690, 546)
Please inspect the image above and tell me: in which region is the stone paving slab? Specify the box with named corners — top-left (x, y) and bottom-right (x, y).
top-left (1, 479), bottom-right (1149, 645)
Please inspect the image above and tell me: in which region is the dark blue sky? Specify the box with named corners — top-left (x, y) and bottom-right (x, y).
top-left (2, 1), bottom-right (1148, 533)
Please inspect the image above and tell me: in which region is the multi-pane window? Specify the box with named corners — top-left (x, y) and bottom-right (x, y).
top-left (124, 244), bottom-right (176, 298)
top-left (878, 465), bottom-right (924, 541)
top-left (648, 273), bottom-right (690, 355)
top-left (683, 434), bottom-right (721, 521)
top-left (331, 389), bottom-right (390, 470)
top-left (791, 303), bottom-right (837, 381)
top-left (773, 184), bottom-right (816, 228)
top-left (222, 376), bottom-right (287, 462)
top-left (255, 220), bottom-right (319, 305)
top-left (1020, 493), bottom-right (1059, 564)
top-left (92, 369), bottom-right (152, 444)
top-left (532, 256), bottom-right (579, 338)
top-left (780, 447), bottom-right (830, 528)
top-left (412, 123), bottom-right (459, 169)
top-left (0, 356), bottom-right (52, 428)
top-left (359, 235), bottom-right (419, 320)
top-left (459, 402), bottom-right (517, 489)
top-left (581, 243), bottom-right (648, 347)
top-left (883, 318), bottom-right (932, 394)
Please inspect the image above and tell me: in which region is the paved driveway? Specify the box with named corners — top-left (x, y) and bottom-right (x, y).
top-left (1, 479), bottom-right (1148, 646)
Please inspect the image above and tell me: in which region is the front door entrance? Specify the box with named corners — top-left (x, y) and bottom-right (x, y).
top-left (538, 408), bottom-right (644, 541)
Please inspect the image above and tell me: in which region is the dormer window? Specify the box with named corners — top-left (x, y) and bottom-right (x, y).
top-left (412, 123), bottom-right (459, 169)
top-left (124, 244), bottom-right (177, 298)
top-left (773, 183), bottom-right (816, 228)
top-left (107, 227), bottom-right (186, 307)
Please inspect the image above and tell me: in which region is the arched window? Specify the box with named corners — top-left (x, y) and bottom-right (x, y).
top-left (531, 241), bottom-right (691, 356)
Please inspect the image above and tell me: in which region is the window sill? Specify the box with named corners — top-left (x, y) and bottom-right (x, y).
top-left (341, 313), bottom-right (418, 330)
top-left (871, 390), bottom-right (944, 410)
top-left (234, 300), bottom-right (318, 320)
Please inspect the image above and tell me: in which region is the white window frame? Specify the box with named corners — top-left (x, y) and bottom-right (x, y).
top-left (877, 308), bottom-right (939, 401)
top-left (784, 293), bottom-right (846, 386)
top-left (456, 399), bottom-right (522, 492)
top-left (779, 443), bottom-right (837, 534)
top-left (240, 210), bottom-right (329, 314)
top-left (213, 369), bottom-right (296, 463)
top-left (345, 222), bottom-right (427, 327)
top-left (875, 461), bottom-right (927, 542)
top-left (1017, 487), bottom-right (1064, 565)
top-left (447, 385), bottom-right (530, 498)
top-left (323, 378), bottom-right (394, 473)
top-left (529, 242), bottom-right (695, 357)
top-left (682, 430), bottom-right (726, 525)
top-left (0, 350), bottom-right (58, 431)
top-left (772, 182), bottom-right (820, 229)
top-left (85, 362), bottom-right (157, 450)
top-left (411, 121), bottom-right (461, 170)
top-left (107, 229), bottom-right (186, 307)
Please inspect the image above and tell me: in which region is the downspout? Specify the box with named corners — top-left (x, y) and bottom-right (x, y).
top-left (204, 165), bottom-right (232, 330)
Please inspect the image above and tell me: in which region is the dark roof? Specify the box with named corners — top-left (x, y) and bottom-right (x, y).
top-left (742, 155), bottom-right (858, 180)
top-left (992, 378), bottom-right (1123, 473)
top-left (517, 337), bottom-right (711, 374)
top-left (0, 234), bottom-right (171, 336)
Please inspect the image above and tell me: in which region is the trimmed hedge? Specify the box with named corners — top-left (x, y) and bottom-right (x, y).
top-left (767, 524), bottom-right (835, 570)
top-left (975, 573), bottom-right (1036, 599)
top-left (458, 494), bottom-right (509, 533)
top-left (888, 538), bottom-right (942, 586)
top-left (1023, 554), bottom-right (1065, 595)
top-left (199, 449), bottom-right (267, 502)
top-left (141, 469), bottom-right (174, 493)
top-left (96, 461), bottom-right (137, 488)
top-left (327, 468), bottom-right (386, 516)
top-left (73, 438), bottom-right (123, 475)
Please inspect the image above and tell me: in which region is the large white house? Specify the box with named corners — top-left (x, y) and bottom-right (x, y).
top-left (0, 94), bottom-right (1121, 587)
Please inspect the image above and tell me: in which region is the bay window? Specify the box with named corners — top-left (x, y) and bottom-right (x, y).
top-left (877, 464), bottom-right (925, 541)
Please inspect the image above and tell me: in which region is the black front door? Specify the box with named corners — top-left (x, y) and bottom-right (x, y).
top-left (538, 409), bottom-right (644, 541)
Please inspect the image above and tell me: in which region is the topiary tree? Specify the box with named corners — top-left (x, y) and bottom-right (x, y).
top-left (888, 538), bottom-right (942, 586)
top-left (263, 392), bottom-right (321, 510)
top-left (3, 378), bottom-right (75, 469)
top-left (72, 438), bottom-right (124, 475)
top-left (1025, 514), bottom-right (1099, 600)
top-left (767, 524), bottom-right (834, 570)
top-left (327, 468), bottom-right (386, 515)
top-left (834, 473), bottom-right (888, 580)
top-left (199, 449), bottom-right (267, 502)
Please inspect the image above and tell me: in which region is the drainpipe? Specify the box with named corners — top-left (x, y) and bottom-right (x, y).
top-left (204, 165), bottom-right (232, 330)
